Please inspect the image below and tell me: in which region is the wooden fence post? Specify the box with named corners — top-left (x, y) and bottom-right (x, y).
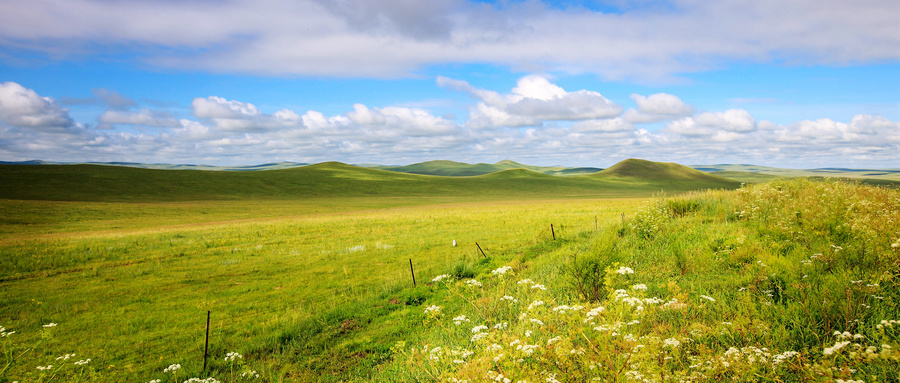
top-left (203, 310), bottom-right (210, 371)
top-left (409, 259), bottom-right (416, 287)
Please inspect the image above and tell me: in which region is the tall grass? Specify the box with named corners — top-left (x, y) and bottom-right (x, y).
top-left (389, 179), bottom-right (900, 382)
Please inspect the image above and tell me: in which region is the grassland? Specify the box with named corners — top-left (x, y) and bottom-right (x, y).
top-left (2, 160), bottom-right (896, 382)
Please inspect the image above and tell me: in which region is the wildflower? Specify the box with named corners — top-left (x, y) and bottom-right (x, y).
top-left (453, 315), bottom-right (470, 325)
top-left (527, 300), bottom-right (544, 310)
top-left (147, 380), bottom-right (162, 383)
top-left (163, 363), bottom-right (182, 373)
top-left (241, 370), bottom-right (260, 379)
top-left (517, 279), bottom-right (534, 285)
top-left (823, 341), bottom-right (851, 355)
top-left (472, 325), bottom-right (489, 333)
top-left (424, 305), bottom-right (441, 314)
top-left (36, 365), bottom-right (53, 371)
top-left (631, 284), bottom-right (647, 290)
top-left (529, 318), bottom-right (545, 326)
top-left (500, 295), bottom-right (518, 303)
top-left (663, 338), bottom-right (681, 348)
top-left (42, 323), bottom-right (57, 328)
top-left (465, 279), bottom-right (482, 288)
top-left (616, 266), bottom-right (634, 275)
top-left (547, 336), bottom-right (561, 345)
top-left (56, 353), bottom-right (75, 361)
top-left (74, 359), bottom-right (91, 366)
top-left (699, 295), bottom-right (716, 303)
top-left (493, 322), bottom-right (508, 330)
top-left (491, 266), bottom-right (513, 276)
top-left (531, 284), bottom-right (547, 291)
top-left (431, 274), bottom-right (450, 283)
top-left (224, 351), bottom-right (243, 362)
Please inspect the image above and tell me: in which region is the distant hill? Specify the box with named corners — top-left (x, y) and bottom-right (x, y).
top-left (375, 160), bottom-right (591, 177)
top-left (0, 159), bottom-right (738, 202)
top-left (693, 164), bottom-right (900, 184)
top-left (596, 159), bottom-right (741, 189)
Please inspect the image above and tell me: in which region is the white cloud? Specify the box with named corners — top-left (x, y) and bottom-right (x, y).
top-left (441, 75), bottom-right (622, 128)
top-left (2, 82), bottom-right (899, 169)
top-left (347, 104), bottom-right (459, 136)
top-left (666, 109), bottom-right (756, 141)
top-left (624, 93), bottom-right (693, 123)
top-left (0, 82), bottom-right (74, 129)
top-left (2, 0), bottom-right (897, 80)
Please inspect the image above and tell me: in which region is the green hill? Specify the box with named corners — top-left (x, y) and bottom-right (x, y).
top-left (0, 159), bottom-right (740, 202)
top-left (594, 158), bottom-right (742, 189)
top-left (378, 160), bottom-right (580, 177)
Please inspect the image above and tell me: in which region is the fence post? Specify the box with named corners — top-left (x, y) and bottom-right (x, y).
top-left (551, 224), bottom-right (556, 240)
top-left (476, 242), bottom-right (486, 257)
top-left (203, 310), bottom-right (210, 371)
top-left (409, 259), bottom-right (416, 287)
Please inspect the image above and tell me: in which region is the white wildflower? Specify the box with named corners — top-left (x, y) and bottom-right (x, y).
top-left (453, 315), bottom-right (470, 325)
top-left (699, 295), bottom-right (716, 303)
top-left (663, 338), bottom-right (681, 348)
top-left (491, 266), bottom-right (513, 276)
top-left (616, 266), bottom-right (634, 275)
top-left (465, 279), bottom-right (482, 288)
top-left (500, 295), bottom-right (518, 303)
top-left (224, 351), bottom-right (243, 362)
top-left (36, 365), bottom-right (53, 371)
top-left (163, 363), bottom-right (182, 373)
top-left (631, 284), bottom-right (647, 291)
top-left (431, 274), bottom-right (450, 283)
top-left (42, 323), bottom-right (57, 328)
top-left (424, 305), bottom-right (441, 314)
top-left (74, 359), bottom-right (91, 366)
top-left (472, 325), bottom-right (489, 333)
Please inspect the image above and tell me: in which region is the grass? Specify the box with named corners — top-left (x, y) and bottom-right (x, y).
top-left (381, 178), bottom-right (900, 382)
top-left (5, 161), bottom-right (896, 382)
top-left (0, 160), bottom-right (740, 202)
top-left (0, 193), bottom-right (643, 382)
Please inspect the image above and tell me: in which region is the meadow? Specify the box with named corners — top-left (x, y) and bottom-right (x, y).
top-left (1, 161), bottom-right (898, 382)
top-left (0, 162), bottom-right (650, 382)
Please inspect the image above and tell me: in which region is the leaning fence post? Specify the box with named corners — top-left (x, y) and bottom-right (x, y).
top-left (476, 242), bottom-right (487, 257)
top-left (409, 259), bottom-right (416, 287)
top-left (551, 224), bottom-right (556, 240)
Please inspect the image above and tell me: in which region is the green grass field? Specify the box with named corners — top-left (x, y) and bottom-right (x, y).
top-left (1, 160), bottom-right (897, 382)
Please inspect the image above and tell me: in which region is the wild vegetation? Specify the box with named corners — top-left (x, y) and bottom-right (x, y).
top-left (1, 161), bottom-right (897, 382)
top-left (377, 178), bottom-right (900, 382)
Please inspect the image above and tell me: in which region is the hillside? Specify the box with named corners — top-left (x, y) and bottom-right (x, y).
top-left (0, 159), bottom-right (738, 202)
top-left (594, 158), bottom-right (742, 189)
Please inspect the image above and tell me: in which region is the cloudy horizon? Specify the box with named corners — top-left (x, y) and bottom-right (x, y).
top-left (1, 0), bottom-right (898, 169)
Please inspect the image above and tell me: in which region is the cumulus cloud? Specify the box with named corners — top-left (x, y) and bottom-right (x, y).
top-left (624, 93), bottom-right (693, 123)
top-left (0, 82), bottom-right (74, 129)
top-left (2, 81), bottom-right (899, 169)
top-left (440, 75), bottom-right (622, 128)
top-left (666, 109), bottom-right (756, 141)
top-left (190, 96), bottom-right (301, 132)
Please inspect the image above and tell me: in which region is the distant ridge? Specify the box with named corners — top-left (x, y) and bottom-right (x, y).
top-left (377, 160), bottom-right (600, 177)
top-left (0, 159), bottom-right (740, 202)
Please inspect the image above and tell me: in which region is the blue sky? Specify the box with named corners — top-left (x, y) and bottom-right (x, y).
top-left (1, 0), bottom-right (898, 168)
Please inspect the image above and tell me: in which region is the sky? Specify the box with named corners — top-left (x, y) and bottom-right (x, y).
top-left (0, 0), bottom-right (898, 169)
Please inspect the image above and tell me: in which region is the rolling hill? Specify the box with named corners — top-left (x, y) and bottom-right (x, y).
top-left (0, 159), bottom-right (739, 202)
